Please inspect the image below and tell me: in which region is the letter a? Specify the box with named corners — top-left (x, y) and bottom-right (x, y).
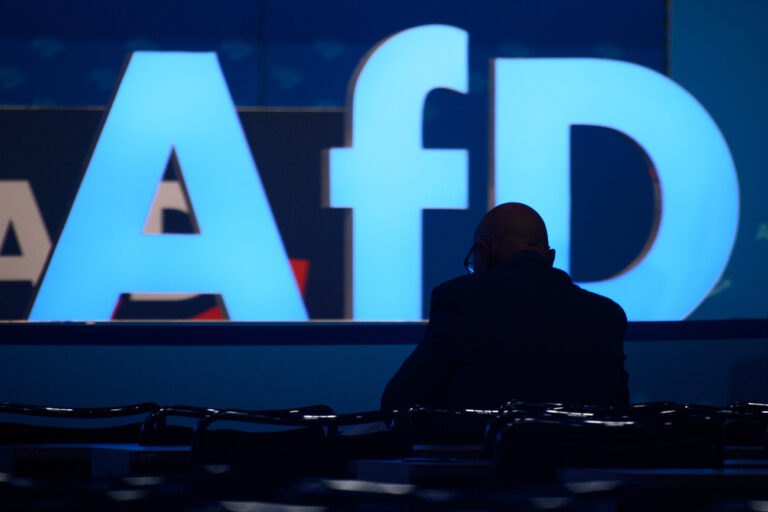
top-left (30, 52), bottom-right (307, 321)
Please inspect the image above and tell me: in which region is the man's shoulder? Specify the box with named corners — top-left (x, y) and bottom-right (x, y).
top-left (432, 263), bottom-right (566, 300)
top-left (432, 271), bottom-right (496, 298)
top-left (431, 264), bottom-right (626, 315)
top-left (572, 284), bottom-right (627, 324)
top-left (430, 274), bottom-right (475, 304)
top-left (434, 269), bottom-right (626, 320)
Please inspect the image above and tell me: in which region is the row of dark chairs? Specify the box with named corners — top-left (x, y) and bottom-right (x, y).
top-left (4, 400), bottom-right (768, 445)
top-left (2, 400), bottom-right (768, 480)
top-left (404, 400), bottom-right (768, 446)
top-left (2, 401), bottom-right (768, 511)
top-left (0, 402), bottom-right (411, 487)
top-left (399, 401), bottom-right (768, 483)
top-left (0, 464), bottom-right (628, 512)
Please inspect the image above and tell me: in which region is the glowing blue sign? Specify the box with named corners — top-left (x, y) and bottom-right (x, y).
top-left (30, 52), bottom-right (307, 321)
top-left (29, 33), bottom-right (740, 323)
top-left (493, 58), bottom-right (739, 320)
top-left (327, 24), bottom-right (469, 320)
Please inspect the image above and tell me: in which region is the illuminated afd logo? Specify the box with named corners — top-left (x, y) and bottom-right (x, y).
top-left (28, 25), bottom-right (739, 322)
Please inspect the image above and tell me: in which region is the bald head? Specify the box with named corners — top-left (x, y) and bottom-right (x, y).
top-left (471, 203), bottom-right (555, 271)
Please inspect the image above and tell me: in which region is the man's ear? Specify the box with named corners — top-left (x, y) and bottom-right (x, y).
top-left (546, 248), bottom-right (556, 266)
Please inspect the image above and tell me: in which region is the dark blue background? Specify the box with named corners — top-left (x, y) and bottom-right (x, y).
top-left (0, 0), bottom-right (767, 412)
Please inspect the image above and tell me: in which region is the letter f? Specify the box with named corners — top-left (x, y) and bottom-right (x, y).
top-left (327, 25), bottom-right (469, 320)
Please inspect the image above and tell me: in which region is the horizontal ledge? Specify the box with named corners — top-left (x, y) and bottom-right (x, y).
top-left (0, 319), bottom-right (765, 346)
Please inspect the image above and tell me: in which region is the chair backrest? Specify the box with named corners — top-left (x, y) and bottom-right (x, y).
top-left (0, 402), bottom-right (159, 444)
top-left (191, 407), bottom-right (407, 480)
top-left (395, 405), bottom-right (498, 445)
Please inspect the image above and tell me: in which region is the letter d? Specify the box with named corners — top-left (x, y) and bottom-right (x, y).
top-left (493, 58), bottom-right (739, 320)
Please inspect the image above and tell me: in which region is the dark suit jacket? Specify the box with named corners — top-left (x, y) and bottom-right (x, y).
top-left (381, 251), bottom-right (629, 410)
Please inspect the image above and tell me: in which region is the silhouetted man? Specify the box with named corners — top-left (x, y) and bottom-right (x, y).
top-left (381, 203), bottom-right (629, 409)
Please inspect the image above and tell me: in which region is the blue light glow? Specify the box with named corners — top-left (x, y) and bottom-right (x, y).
top-left (30, 52), bottom-right (307, 321)
top-left (328, 25), bottom-right (469, 320)
top-left (493, 58), bottom-right (739, 320)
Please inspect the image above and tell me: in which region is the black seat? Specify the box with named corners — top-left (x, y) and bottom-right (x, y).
top-left (192, 407), bottom-right (407, 486)
top-left (0, 402), bottom-right (161, 480)
top-left (722, 402), bottom-right (768, 446)
top-left (493, 403), bottom-right (724, 483)
top-left (139, 403), bottom-right (334, 446)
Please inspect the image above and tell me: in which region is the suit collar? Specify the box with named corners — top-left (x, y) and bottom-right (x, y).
top-left (503, 250), bottom-right (551, 268)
